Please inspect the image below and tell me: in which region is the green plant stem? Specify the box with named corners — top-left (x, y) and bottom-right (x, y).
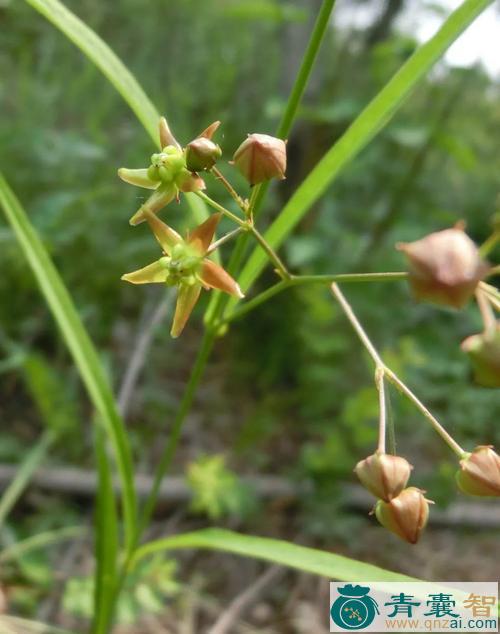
top-left (206, 227), bottom-right (244, 255)
top-left (250, 226), bottom-right (291, 279)
top-left (384, 369), bottom-right (466, 458)
top-left (233, 0), bottom-right (494, 312)
top-left (138, 329), bottom-right (216, 536)
top-left (92, 427), bottom-right (119, 634)
top-left (0, 429), bottom-right (55, 530)
top-left (205, 0), bottom-right (337, 324)
top-left (211, 167), bottom-right (247, 213)
top-left (220, 272), bottom-right (408, 326)
top-left (196, 191), bottom-right (247, 227)
top-left (205, 0), bottom-right (336, 325)
top-left (476, 289), bottom-right (497, 335)
top-left (330, 283), bottom-right (384, 367)
top-left (197, 191), bottom-right (290, 280)
top-left (330, 283), bottom-right (466, 458)
top-left (250, 0), bottom-right (337, 219)
top-left (204, 189), bottom-right (263, 326)
top-left (375, 368), bottom-right (386, 453)
top-left (479, 231), bottom-right (500, 258)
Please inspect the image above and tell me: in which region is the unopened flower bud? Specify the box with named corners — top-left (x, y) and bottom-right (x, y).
top-left (456, 446), bottom-right (500, 497)
top-left (397, 226), bottom-right (488, 309)
top-left (355, 452), bottom-right (412, 501)
top-left (375, 487), bottom-right (431, 544)
top-left (232, 133), bottom-right (286, 185)
top-left (461, 325), bottom-right (500, 388)
top-left (185, 137), bottom-right (222, 172)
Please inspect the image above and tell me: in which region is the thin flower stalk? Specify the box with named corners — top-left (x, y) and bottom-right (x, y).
top-left (376, 368), bottom-right (387, 453)
top-left (476, 289), bottom-right (497, 335)
top-left (196, 191), bottom-right (290, 280)
top-left (330, 283), bottom-right (467, 458)
top-left (384, 369), bottom-right (466, 458)
top-left (206, 227), bottom-right (244, 255)
top-left (211, 166), bottom-right (248, 213)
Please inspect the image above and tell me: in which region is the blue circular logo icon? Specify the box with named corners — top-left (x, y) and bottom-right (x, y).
top-left (330, 584), bottom-right (379, 630)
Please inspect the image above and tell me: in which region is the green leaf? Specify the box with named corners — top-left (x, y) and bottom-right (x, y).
top-left (0, 174), bottom-right (137, 554)
top-left (0, 526), bottom-right (85, 565)
top-left (0, 430), bottom-right (55, 531)
top-left (228, 0), bottom-right (493, 313)
top-left (23, 0), bottom-right (208, 224)
top-left (134, 528), bottom-right (419, 582)
top-left (22, 352), bottom-right (81, 436)
top-left (92, 428), bottom-right (119, 634)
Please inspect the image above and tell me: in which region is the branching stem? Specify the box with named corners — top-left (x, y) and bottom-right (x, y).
top-left (211, 166), bottom-right (247, 213)
top-left (330, 283), bottom-right (467, 458)
top-left (221, 272), bottom-right (407, 326)
top-left (197, 191), bottom-right (290, 279)
top-left (196, 191), bottom-right (247, 227)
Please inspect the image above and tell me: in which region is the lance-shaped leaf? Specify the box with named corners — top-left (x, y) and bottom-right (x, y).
top-left (145, 212), bottom-right (182, 255)
top-left (121, 260), bottom-right (168, 285)
top-left (171, 284), bottom-right (201, 338)
top-left (129, 183), bottom-right (177, 226)
top-left (187, 213), bottom-right (221, 254)
top-left (118, 168), bottom-right (159, 189)
top-left (200, 260), bottom-right (244, 298)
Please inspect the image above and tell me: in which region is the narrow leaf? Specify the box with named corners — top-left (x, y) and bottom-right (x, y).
top-left (134, 528), bottom-right (419, 582)
top-left (92, 428), bottom-right (119, 634)
top-left (0, 430), bottom-right (55, 530)
top-left (0, 174), bottom-right (137, 554)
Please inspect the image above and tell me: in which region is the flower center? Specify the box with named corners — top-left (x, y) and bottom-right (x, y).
top-left (160, 246), bottom-right (201, 286)
top-left (148, 146), bottom-right (186, 184)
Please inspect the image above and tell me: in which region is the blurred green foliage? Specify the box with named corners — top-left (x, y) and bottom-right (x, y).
top-left (187, 454), bottom-right (257, 519)
top-left (0, 0), bottom-right (499, 616)
top-left (63, 556), bottom-right (179, 625)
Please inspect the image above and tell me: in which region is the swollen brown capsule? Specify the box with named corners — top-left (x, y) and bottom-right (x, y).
top-left (456, 446), bottom-right (500, 497)
top-left (232, 133), bottom-right (287, 185)
top-left (375, 487), bottom-right (431, 544)
top-left (355, 452), bottom-right (412, 501)
top-left (397, 226), bottom-right (488, 309)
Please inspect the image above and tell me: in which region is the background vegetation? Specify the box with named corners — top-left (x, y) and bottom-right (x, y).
top-left (0, 0), bottom-right (499, 631)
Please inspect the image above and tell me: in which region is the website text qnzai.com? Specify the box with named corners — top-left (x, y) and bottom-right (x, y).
top-left (384, 617), bottom-right (498, 630)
